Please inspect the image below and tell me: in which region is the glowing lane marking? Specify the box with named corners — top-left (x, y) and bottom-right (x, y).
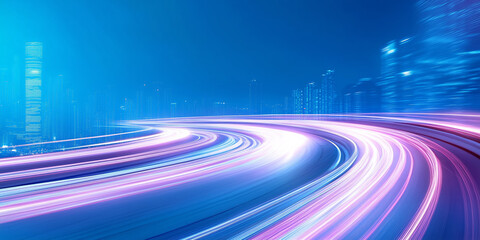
top-left (180, 119), bottom-right (442, 237)
top-left (360, 144), bottom-right (415, 239)
top-left (0, 125), bottom-right (310, 224)
top-left (189, 121), bottom-right (364, 238)
top-left (0, 133), bottom-right (208, 183)
top-left (1, 115), bottom-right (479, 239)
top-left (398, 133), bottom-right (442, 240)
top-left (0, 130), bottom-right (256, 202)
top-left (1, 128), bottom-right (152, 149)
top-left (320, 132), bottom-right (409, 240)
top-left (184, 137), bottom-right (350, 240)
top-left (0, 128), bottom-right (191, 168)
top-left (347, 113), bottom-right (480, 136)
top-left (0, 131), bottom-right (223, 200)
top-left (251, 123), bottom-right (397, 239)
top-left (281, 121), bottom-right (441, 239)
top-left (419, 137), bottom-right (480, 240)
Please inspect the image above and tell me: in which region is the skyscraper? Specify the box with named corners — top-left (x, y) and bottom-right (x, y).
top-left (343, 78), bottom-right (381, 113)
top-left (248, 79), bottom-right (261, 114)
top-left (304, 82), bottom-right (319, 114)
top-left (379, 41), bottom-right (400, 112)
top-left (291, 70), bottom-right (337, 115)
top-left (320, 70), bottom-right (336, 114)
top-left (379, 39), bottom-right (418, 112)
top-left (24, 42), bottom-right (43, 143)
top-left (416, 0), bottom-right (480, 110)
top-left (396, 38), bottom-right (418, 111)
top-left (292, 89), bottom-right (304, 114)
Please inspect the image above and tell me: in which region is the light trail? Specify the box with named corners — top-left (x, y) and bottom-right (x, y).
top-left (0, 114), bottom-right (479, 239)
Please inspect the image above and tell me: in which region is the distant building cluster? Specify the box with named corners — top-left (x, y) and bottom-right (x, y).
top-left (1, 42), bottom-right (126, 148)
top-left (0, 0), bottom-right (479, 150)
top-left (343, 0), bottom-right (480, 113)
top-left (291, 70), bottom-right (337, 114)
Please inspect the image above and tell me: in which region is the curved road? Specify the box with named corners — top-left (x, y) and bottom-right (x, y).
top-left (0, 114), bottom-right (479, 239)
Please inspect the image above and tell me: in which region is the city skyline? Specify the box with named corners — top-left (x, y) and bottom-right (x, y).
top-left (1, 1), bottom-right (480, 239)
top-left (0, 0), bottom-right (417, 103)
top-left (0, 0), bottom-right (479, 146)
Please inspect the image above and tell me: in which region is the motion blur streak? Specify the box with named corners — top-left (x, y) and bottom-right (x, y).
top-left (1, 114), bottom-right (480, 239)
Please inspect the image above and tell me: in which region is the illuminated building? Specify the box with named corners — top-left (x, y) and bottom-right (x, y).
top-left (379, 38), bottom-right (418, 112)
top-left (170, 102), bottom-right (177, 117)
top-left (24, 42), bottom-right (43, 143)
top-left (291, 70), bottom-right (337, 115)
top-left (304, 82), bottom-right (319, 114)
top-left (343, 78), bottom-right (381, 113)
top-left (248, 79), bottom-right (261, 114)
top-left (416, 0), bottom-right (480, 110)
top-left (379, 41), bottom-right (400, 112)
top-left (320, 70), bottom-right (336, 114)
top-left (292, 89), bottom-right (304, 114)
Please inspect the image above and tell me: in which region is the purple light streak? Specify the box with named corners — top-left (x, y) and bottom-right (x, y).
top-left (1, 114), bottom-right (479, 239)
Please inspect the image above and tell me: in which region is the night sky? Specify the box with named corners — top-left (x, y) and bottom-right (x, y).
top-left (0, 0), bottom-right (417, 104)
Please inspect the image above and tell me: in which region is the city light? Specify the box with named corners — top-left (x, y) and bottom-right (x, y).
top-left (0, 0), bottom-right (479, 239)
top-left (1, 115), bottom-right (480, 239)
top-left (387, 49), bottom-right (396, 54)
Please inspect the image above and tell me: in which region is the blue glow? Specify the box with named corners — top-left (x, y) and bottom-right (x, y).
top-left (0, 0), bottom-right (478, 236)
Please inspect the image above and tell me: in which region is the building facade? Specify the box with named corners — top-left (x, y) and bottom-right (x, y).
top-left (24, 42), bottom-right (43, 143)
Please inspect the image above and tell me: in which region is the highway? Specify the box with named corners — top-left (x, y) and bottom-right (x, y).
top-left (1, 114), bottom-right (479, 239)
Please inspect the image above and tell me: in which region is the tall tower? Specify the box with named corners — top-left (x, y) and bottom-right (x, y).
top-left (25, 42), bottom-right (42, 143)
top-left (248, 79), bottom-right (260, 114)
top-left (320, 70), bottom-right (335, 114)
top-left (304, 82), bottom-right (319, 114)
top-left (379, 41), bottom-right (399, 112)
top-left (416, 0), bottom-right (480, 110)
top-left (292, 89), bottom-right (304, 114)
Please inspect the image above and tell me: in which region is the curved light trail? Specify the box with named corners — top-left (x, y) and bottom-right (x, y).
top-left (0, 114), bottom-right (479, 239)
